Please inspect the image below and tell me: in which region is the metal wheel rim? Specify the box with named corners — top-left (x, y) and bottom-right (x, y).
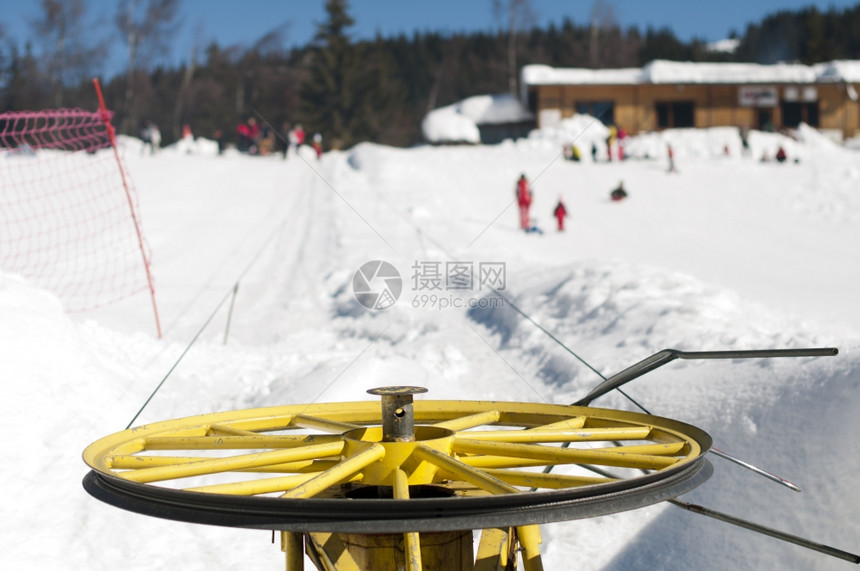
top-left (83, 399), bottom-right (712, 532)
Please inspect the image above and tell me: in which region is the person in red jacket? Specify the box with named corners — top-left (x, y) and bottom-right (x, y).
top-left (553, 197), bottom-right (567, 231)
top-left (515, 174), bottom-right (532, 230)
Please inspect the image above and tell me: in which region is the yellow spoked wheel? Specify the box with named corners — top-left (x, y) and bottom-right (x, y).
top-left (83, 387), bottom-right (712, 533)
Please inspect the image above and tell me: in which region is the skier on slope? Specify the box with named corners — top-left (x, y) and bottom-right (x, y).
top-left (553, 197), bottom-right (567, 231)
top-left (515, 173), bottom-right (533, 231)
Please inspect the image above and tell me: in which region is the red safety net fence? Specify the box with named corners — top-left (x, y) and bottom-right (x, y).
top-left (0, 106), bottom-right (159, 330)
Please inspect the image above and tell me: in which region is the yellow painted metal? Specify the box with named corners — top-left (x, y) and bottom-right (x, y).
top-left (282, 443), bottom-right (384, 499)
top-left (475, 528), bottom-right (511, 570)
top-left (119, 441), bottom-right (345, 483)
top-left (208, 423), bottom-right (262, 436)
top-left (525, 417), bottom-right (587, 430)
top-left (453, 438), bottom-right (680, 470)
top-left (433, 410), bottom-right (501, 431)
top-left (394, 469), bottom-right (423, 571)
top-left (83, 398), bottom-right (710, 570)
top-left (141, 434), bottom-right (342, 450)
top-left (462, 426), bottom-right (651, 442)
top-left (282, 531), bottom-right (304, 571)
top-left (516, 525), bottom-right (544, 571)
top-left (483, 468), bottom-right (612, 489)
top-left (459, 455), bottom-right (560, 470)
top-left (187, 473), bottom-right (318, 495)
top-left (412, 444), bottom-right (520, 495)
top-left (84, 399), bottom-right (704, 494)
top-left (335, 531), bottom-right (473, 571)
top-left (292, 414), bottom-right (362, 433)
top-left (344, 426), bottom-right (455, 485)
top-left (107, 455), bottom-right (338, 473)
top-left (307, 533), bottom-right (362, 571)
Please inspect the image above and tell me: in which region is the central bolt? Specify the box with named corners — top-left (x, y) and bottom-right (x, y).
top-left (367, 386), bottom-right (428, 442)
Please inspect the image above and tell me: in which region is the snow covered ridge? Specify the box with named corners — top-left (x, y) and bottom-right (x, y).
top-left (522, 58), bottom-right (860, 85)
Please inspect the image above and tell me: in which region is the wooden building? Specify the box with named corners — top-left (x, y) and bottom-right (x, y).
top-left (520, 60), bottom-right (860, 140)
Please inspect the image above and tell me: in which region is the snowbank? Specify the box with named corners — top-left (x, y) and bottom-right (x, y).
top-left (422, 94), bottom-right (533, 144)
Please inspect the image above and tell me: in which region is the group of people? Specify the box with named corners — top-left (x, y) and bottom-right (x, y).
top-left (563, 124), bottom-right (628, 164)
top-left (235, 118), bottom-right (323, 159)
top-left (515, 173), bottom-right (628, 234)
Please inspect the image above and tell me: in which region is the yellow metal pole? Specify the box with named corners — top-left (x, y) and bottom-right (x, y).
top-left (516, 526), bottom-right (544, 571)
top-left (282, 531), bottom-right (304, 571)
top-left (394, 469), bottom-right (423, 571)
top-left (475, 528), bottom-right (510, 570)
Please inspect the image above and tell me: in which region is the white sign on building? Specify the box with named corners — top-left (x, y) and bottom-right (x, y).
top-left (739, 86), bottom-right (778, 107)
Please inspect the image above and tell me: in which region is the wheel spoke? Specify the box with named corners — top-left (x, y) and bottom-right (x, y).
top-left (461, 426), bottom-right (652, 443)
top-left (186, 473), bottom-right (320, 495)
top-left (453, 438), bottom-right (681, 470)
top-left (432, 410), bottom-right (501, 431)
top-left (460, 455), bottom-right (558, 470)
top-left (143, 433), bottom-right (342, 450)
top-left (413, 444), bottom-right (519, 495)
top-left (207, 423), bottom-right (261, 436)
top-left (120, 441), bottom-right (346, 484)
top-left (282, 443), bottom-right (385, 499)
top-left (291, 414), bottom-right (363, 433)
top-left (108, 454), bottom-right (339, 473)
top-left (483, 468), bottom-right (613, 489)
top-left (525, 417), bottom-right (587, 431)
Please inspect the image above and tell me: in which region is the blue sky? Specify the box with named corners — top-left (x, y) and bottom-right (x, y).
top-left (3, 0), bottom-right (859, 79)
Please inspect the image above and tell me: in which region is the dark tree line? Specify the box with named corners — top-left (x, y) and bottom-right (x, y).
top-left (2, 0), bottom-right (859, 149)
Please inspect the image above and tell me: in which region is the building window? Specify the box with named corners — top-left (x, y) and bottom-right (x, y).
top-left (575, 101), bottom-right (615, 125)
top-left (781, 101), bottom-right (819, 127)
top-left (656, 101), bottom-right (695, 128)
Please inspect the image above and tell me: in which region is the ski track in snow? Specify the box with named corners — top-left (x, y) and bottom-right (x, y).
top-left (1, 124), bottom-right (859, 570)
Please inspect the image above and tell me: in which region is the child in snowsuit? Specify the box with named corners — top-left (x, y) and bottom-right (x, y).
top-left (553, 199), bottom-right (567, 231)
top-left (516, 174), bottom-right (532, 231)
top-left (610, 181), bottom-right (627, 201)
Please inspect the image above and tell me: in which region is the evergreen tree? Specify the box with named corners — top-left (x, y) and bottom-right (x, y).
top-left (299, 0), bottom-right (360, 149)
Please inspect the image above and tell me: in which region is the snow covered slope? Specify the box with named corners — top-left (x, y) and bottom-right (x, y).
top-left (1, 123), bottom-right (858, 570)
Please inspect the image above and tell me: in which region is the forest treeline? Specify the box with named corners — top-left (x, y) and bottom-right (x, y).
top-left (2, 0), bottom-right (859, 149)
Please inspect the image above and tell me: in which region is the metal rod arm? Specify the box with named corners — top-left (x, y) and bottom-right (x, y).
top-left (574, 347), bottom-right (838, 406)
top-left (577, 464), bottom-right (859, 564)
top-left (668, 499), bottom-right (860, 564)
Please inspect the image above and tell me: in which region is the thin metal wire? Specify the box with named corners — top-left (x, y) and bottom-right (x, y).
top-left (125, 215), bottom-right (289, 429)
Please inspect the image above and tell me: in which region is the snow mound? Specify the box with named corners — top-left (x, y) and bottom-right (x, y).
top-left (526, 113), bottom-right (610, 150)
top-left (422, 94), bottom-right (532, 144)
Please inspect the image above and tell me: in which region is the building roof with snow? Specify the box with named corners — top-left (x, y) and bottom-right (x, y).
top-left (522, 59), bottom-right (860, 87)
top-left (520, 59), bottom-right (860, 139)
